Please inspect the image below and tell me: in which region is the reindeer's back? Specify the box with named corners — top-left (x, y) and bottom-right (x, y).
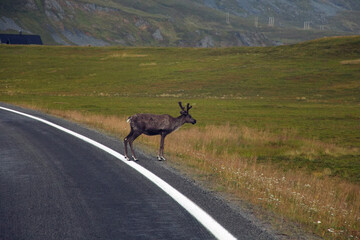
top-left (127, 113), bottom-right (173, 133)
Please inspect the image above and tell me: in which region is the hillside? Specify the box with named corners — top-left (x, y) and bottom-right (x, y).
top-left (206, 0), bottom-right (360, 30)
top-left (1, 0), bottom-right (359, 46)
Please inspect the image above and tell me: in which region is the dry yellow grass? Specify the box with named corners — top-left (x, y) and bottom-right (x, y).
top-left (100, 52), bottom-right (149, 60)
top-left (162, 124), bottom-right (359, 238)
top-left (340, 59), bottom-right (360, 65)
top-left (121, 53), bottom-right (148, 58)
top-left (139, 62), bottom-right (157, 66)
top-left (21, 106), bottom-right (360, 240)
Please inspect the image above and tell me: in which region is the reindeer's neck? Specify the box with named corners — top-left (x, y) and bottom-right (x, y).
top-left (171, 115), bottom-right (187, 132)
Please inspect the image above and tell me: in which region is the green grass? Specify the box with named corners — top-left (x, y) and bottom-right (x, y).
top-left (0, 36), bottom-right (360, 183)
top-left (1, 36), bottom-right (360, 239)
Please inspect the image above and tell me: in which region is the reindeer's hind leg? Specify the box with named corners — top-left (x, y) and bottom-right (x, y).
top-left (128, 131), bottom-right (141, 161)
top-left (124, 129), bottom-right (134, 161)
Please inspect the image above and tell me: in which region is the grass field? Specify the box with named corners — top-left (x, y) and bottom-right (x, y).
top-left (1, 36), bottom-right (360, 239)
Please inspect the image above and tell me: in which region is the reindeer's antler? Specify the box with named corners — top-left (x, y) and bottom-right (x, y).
top-left (179, 102), bottom-right (186, 112)
top-left (186, 103), bottom-right (192, 112)
top-left (179, 102), bottom-right (192, 114)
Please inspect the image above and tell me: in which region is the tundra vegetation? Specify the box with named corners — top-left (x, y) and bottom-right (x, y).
top-left (0, 36), bottom-right (359, 239)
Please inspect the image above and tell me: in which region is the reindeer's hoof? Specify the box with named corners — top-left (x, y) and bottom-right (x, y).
top-left (125, 156), bottom-right (130, 161)
top-left (157, 156), bottom-right (166, 161)
top-left (132, 156), bottom-right (138, 162)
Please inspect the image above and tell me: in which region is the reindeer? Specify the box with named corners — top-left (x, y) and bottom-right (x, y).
top-left (124, 102), bottom-right (196, 161)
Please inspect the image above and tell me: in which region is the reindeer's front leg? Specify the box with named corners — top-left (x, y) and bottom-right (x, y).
top-left (157, 132), bottom-right (166, 161)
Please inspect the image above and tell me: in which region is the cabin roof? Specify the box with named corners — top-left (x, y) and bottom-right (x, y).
top-left (0, 33), bottom-right (43, 45)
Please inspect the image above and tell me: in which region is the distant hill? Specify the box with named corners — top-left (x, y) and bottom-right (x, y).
top-left (0, 0), bottom-right (359, 46)
top-left (206, 0), bottom-right (360, 43)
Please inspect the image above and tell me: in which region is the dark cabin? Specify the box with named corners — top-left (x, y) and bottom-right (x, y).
top-left (0, 32), bottom-right (43, 45)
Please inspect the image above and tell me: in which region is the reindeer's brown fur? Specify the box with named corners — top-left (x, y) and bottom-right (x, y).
top-left (124, 102), bottom-right (196, 161)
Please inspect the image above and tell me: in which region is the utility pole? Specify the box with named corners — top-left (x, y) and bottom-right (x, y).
top-left (226, 12), bottom-right (230, 24)
top-left (304, 21), bottom-right (311, 30)
top-left (255, 16), bottom-right (259, 28)
top-left (268, 17), bottom-right (274, 27)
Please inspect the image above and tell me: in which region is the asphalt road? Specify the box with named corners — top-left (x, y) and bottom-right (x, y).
top-left (0, 103), bottom-right (274, 240)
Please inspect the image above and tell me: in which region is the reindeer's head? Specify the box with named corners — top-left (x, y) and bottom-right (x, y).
top-left (179, 102), bottom-right (197, 125)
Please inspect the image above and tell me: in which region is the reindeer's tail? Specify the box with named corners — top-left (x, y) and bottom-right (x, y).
top-left (126, 116), bottom-right (132, 123)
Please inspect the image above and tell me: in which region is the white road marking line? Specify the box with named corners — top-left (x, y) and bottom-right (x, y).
top-left (0, 106), bottom-right (237, 240)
